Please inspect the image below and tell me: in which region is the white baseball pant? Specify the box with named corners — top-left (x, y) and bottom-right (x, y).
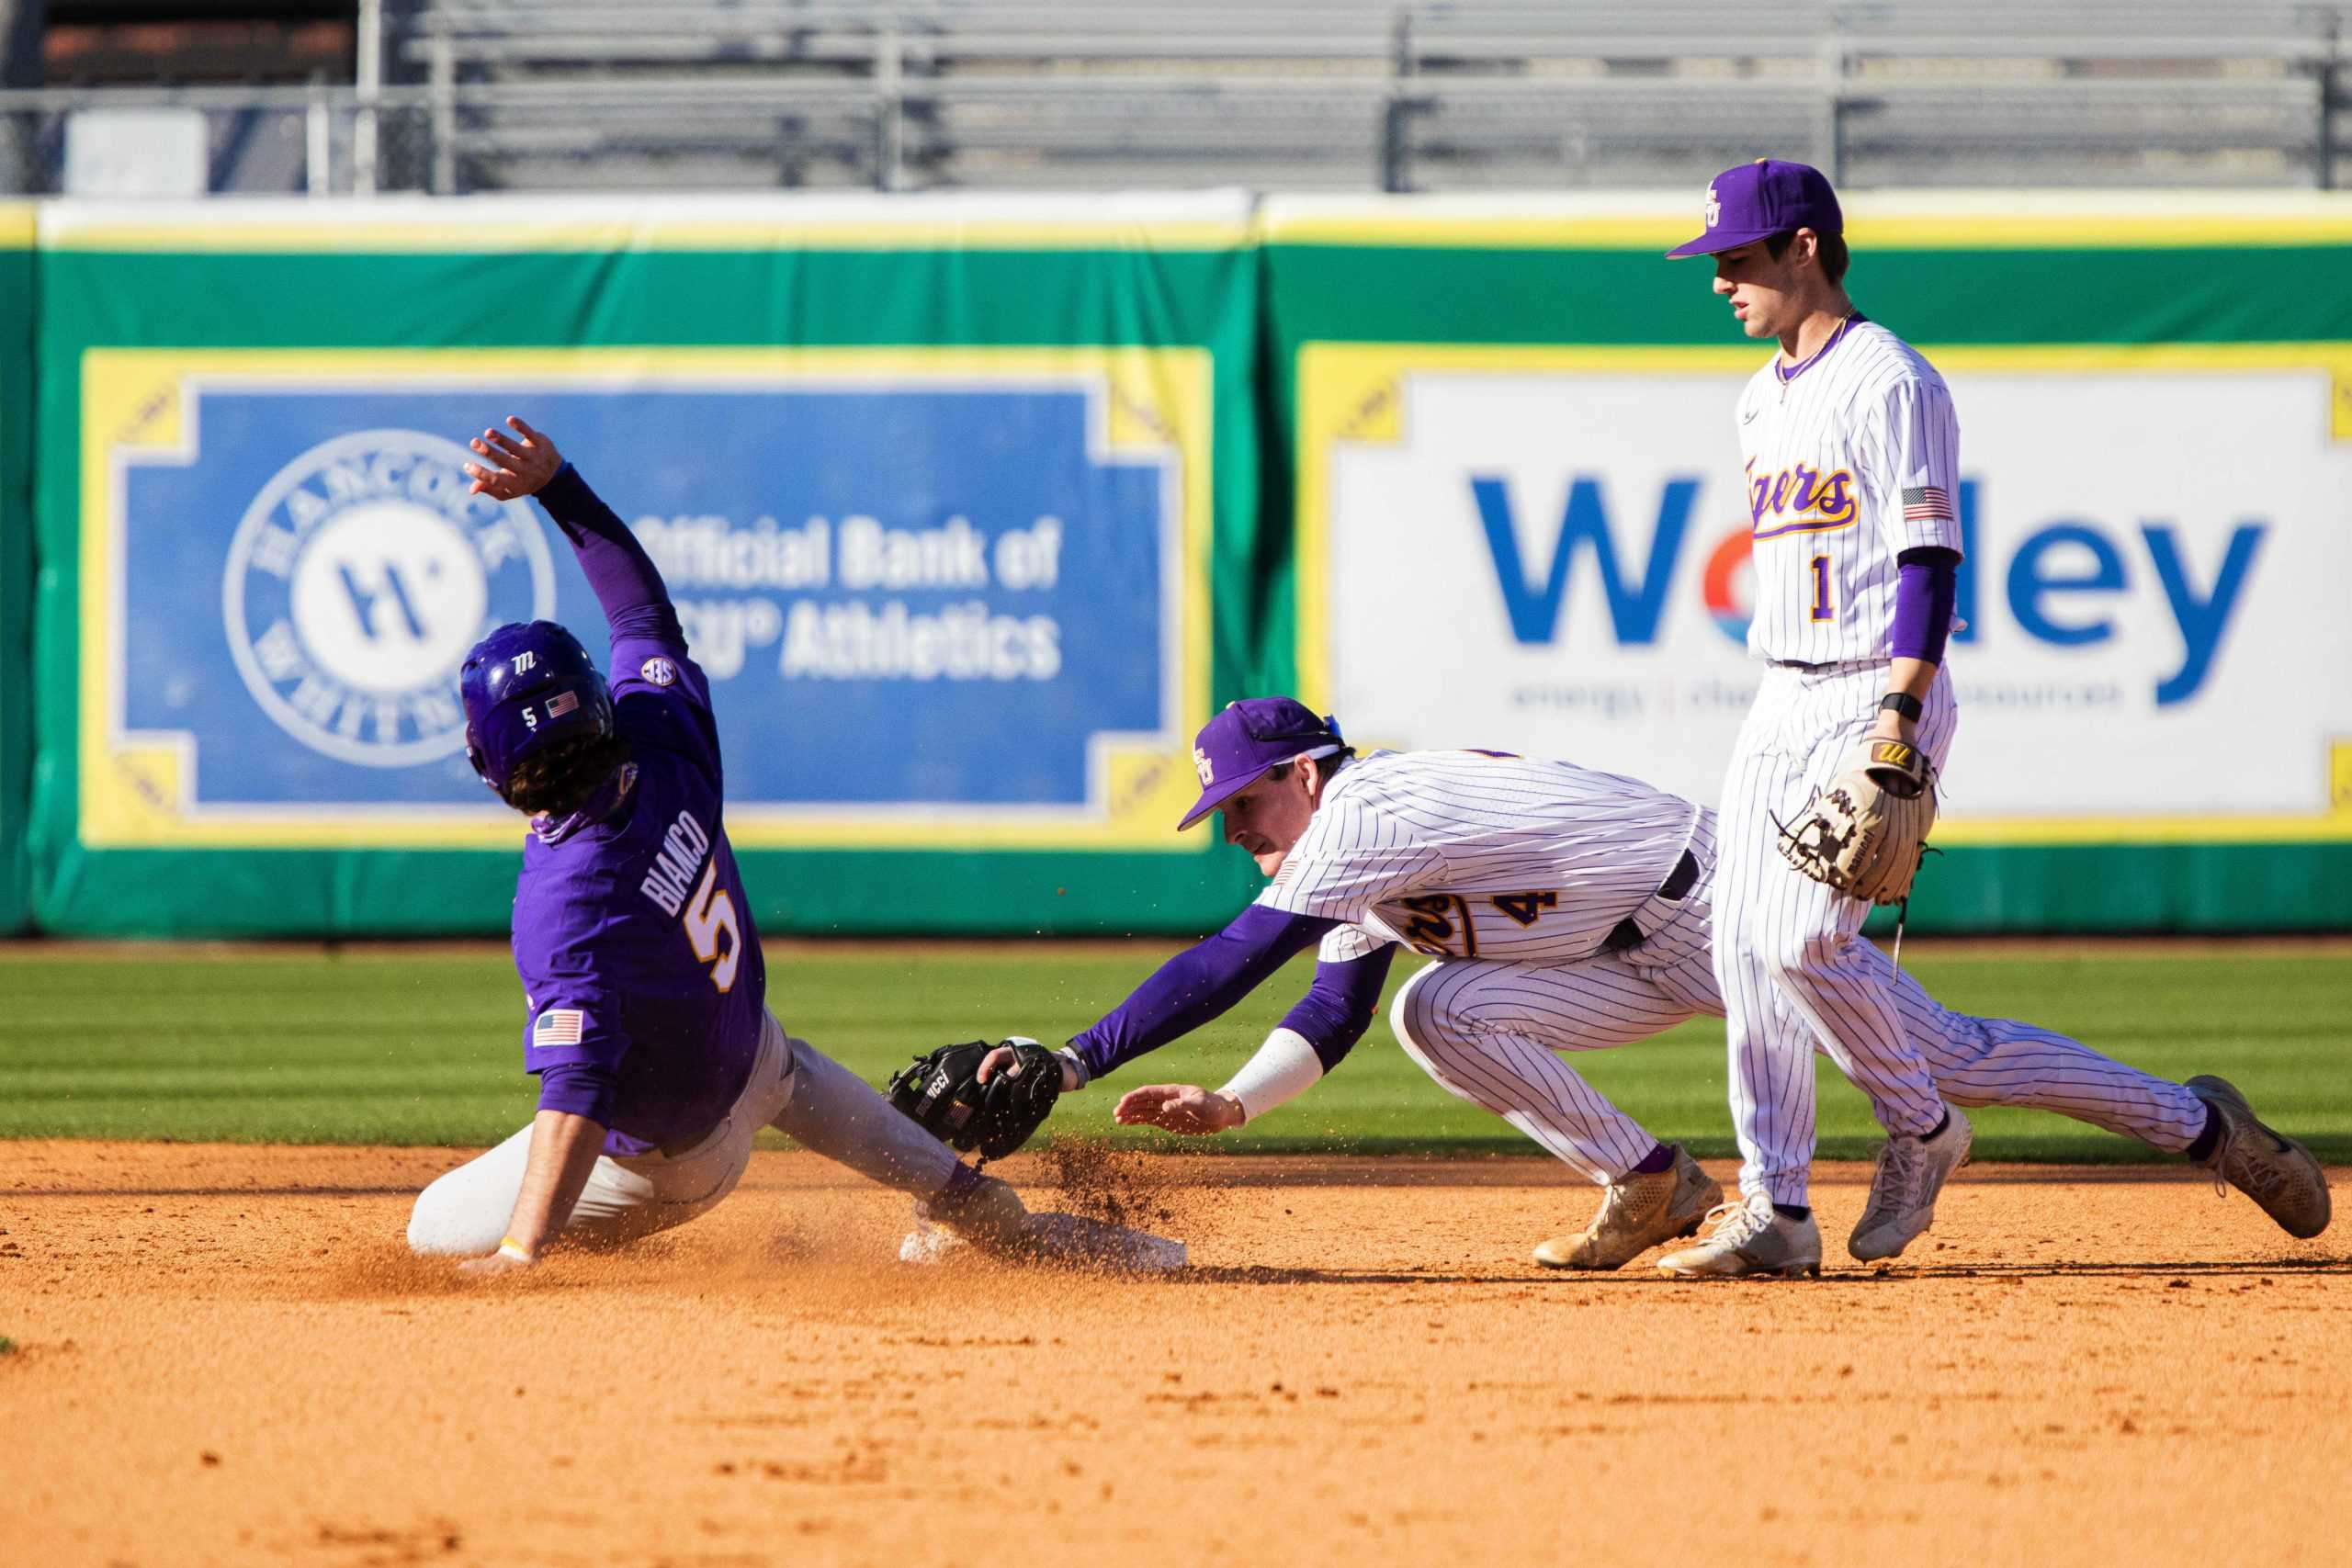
top-left (406, 1010), bottom-right (964, 1256)
top-left (1713, 659), bottom-right (1960, 1206)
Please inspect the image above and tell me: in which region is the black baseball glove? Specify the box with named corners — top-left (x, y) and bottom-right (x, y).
top-left (885, 1036), bottom-right (1066, 1161)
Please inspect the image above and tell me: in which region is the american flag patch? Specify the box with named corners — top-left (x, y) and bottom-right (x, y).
top-left (533, 1008), bottom-right (585, 1046)
top-left (546, 690), bottom-right (581, 719)
top-left (1902, 485), bottom-right (1955, 523)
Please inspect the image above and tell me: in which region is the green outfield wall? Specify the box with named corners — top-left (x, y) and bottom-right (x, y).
top-left (28, 196), bottom-right (1273, 937)
top-left (7, 192), bottom-right (2349, 936)
top-left (0, 208), bottom-right (30, 935)
top-left (1258, 194), bottom-right (2352, 933)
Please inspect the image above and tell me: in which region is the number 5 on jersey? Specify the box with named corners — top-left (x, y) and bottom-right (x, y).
top-left (684, 863), bottom-right (741, 991)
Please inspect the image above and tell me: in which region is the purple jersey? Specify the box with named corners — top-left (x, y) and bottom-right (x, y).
top-left (509, 466), bottom-right (767, 1155)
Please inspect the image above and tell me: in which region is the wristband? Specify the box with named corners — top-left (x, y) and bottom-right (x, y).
top-left (497, 1235), bottom-right (535, 1264)
top-left (1219, 1028), bottom-right (1326, 1123)
top-left (1878, 692), bottom-right (1923, 722)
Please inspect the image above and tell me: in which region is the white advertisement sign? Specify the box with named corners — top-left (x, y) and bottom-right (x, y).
top-left (1302, 345), bottom-right (2352, 842)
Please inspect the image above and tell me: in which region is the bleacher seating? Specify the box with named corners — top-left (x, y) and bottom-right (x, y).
top-left (378, 0), bottom-right (2352, 193)
top-left (20, 1), bottom-right (2352, 195)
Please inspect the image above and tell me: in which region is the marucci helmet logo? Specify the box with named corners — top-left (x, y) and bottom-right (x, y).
top-left (222, 430), bottom-right (556, 768)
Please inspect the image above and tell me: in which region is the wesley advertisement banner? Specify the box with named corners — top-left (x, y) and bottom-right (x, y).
top-left (1301, 345), bottom-right (2352, 842)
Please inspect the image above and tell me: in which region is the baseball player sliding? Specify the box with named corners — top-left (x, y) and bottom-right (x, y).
top-left (973, 698), bottom-right (2326, 1273)
top-left (1662, 158), bottom-right (1980, 1275)
top-left (404, 418), bottom-right (1076, 1271)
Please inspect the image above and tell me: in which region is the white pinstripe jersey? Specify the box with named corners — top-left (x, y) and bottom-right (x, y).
top-left (1252, 750), bottom-right (1701, 964)
top-left (1736, 318), bottom-right (1962, 663)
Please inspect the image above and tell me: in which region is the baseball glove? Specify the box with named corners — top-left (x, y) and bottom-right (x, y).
top-left (1776, 738), bottom-right (1939, 905)
top-left (885, 1037), bottom-right (1065, 1161)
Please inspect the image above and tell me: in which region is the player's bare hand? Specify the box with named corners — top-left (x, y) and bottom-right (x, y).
top-left (1113, 1084), bottom-right (1245, 1135)
top-left (463, 415), bottom-right (562, 500)
top-left (977, 1043), bottom-right (1081, 1093)
top-left (1866, 709), bottom-right (1917, 746)
top-left (456, 1250), bottom-right (536, 1280)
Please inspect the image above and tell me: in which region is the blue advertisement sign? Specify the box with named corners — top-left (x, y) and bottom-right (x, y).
top-left (83, 349), bottom-right (1214, 849)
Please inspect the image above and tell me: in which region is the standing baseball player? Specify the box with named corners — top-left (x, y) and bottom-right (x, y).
top-left (404, 417), bottom-right (1039, 1271)
top-left (1657, 158), bottom-right (1978, 1275)
top-left (972, 698), bottom-right (2327, 1271)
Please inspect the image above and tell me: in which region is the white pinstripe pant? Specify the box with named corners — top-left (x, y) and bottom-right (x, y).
top-left (1713, 660), bottom-right (1961, 1205)
top-left (1389, 818), bottom-right (2207, 1188)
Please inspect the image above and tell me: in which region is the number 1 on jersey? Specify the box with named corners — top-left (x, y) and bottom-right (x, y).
top-left (1808, 554), bottom-right (1834, 622)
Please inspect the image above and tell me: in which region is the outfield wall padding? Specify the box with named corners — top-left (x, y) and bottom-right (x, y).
top-left (0, 209), bottom-right (31, 934)
top-left (31, 196), bottom-right (1273, 937)
top-left (1258, 195), bottom-right (2352, 933)
top-left (16, 192), bottom-right (2352, 936)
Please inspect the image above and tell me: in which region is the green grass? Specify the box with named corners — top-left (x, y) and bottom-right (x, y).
top-left (0, 942), bottom-right (2345, 1162)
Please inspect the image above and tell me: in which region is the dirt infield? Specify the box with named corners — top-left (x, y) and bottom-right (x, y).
top-left (4, 1143), bottom-right (2346, 1567)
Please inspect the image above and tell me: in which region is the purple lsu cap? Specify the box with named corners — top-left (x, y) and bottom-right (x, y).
top-left (1666, 158), bottom-right (1843, 259)
top-left (1178, 697), bottom-right (1345, 830)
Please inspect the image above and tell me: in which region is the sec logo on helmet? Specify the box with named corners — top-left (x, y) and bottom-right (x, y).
top-left (222, 429), bottom-right (556, 767)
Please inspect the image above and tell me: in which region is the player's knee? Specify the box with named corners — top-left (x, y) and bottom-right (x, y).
top-left (1389, 966), bottom-right (1448, 1056)
top-left (1758, 928), bottom-right (1848, 990)
top-left (1390, 976), bottom-right (1486, 1098)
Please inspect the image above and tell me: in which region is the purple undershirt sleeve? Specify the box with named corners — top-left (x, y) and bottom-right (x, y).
top-left (534, 463), bottom-right (683, 647)
top-left (1069, 904), bottom-right (1340, 1081)
top-left (535, 1059), bottom-right (617, 1127)
top-left (1891, 546), bottom-right (1961, 665)
top-left (1276, 946), bottom-right (1397, 1072)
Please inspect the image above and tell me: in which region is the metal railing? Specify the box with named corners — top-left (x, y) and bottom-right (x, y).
top-left (2, 6), bottom-right (2345, 195)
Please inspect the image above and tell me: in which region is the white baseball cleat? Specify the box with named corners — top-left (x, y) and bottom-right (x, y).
top-left (2187, 1076), bottom-right (2331, 1239)
top-left (1534, 1145), bottom-right (1722, 1270)
top-left (1657, 1190), bottom-right (1822, 1279)
top-left (1849, 1107), bottom-right (1973, 1262)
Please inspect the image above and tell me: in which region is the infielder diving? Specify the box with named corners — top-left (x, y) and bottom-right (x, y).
top-left (977, 699), bottom-right (2328, 1273)
top-left (404, 418), bottom-right (1043, 1271)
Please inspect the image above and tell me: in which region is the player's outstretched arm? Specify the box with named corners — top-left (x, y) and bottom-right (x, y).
top-left (1113, 942), bottom-right (1394, 1135)
top-left (457, 1108), bottom-right (608, 1277)
top-left (1051, 903), bottom-right (1340, 1088)
top-left (465, 415), bottom-right (682, 648)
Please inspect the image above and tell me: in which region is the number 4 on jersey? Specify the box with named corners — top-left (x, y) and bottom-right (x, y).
top-left (1490, 890), bottom-right (1558, 927)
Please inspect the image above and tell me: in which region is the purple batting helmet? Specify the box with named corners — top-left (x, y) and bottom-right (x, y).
top-left (1178, 697), bottom-right (1346, 830)
top-left (458, 620), bottom-right (614, 796)
top-left (1666, 157), bottom-right (1843, 260)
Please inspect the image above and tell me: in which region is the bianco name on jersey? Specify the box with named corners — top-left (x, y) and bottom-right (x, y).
top-left (1736, 319), bottom-right (1962, 663)
top-left (1253, 750), bottom-right (1699, 963)
top-left (639, 808), bottom-right (713, 916)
